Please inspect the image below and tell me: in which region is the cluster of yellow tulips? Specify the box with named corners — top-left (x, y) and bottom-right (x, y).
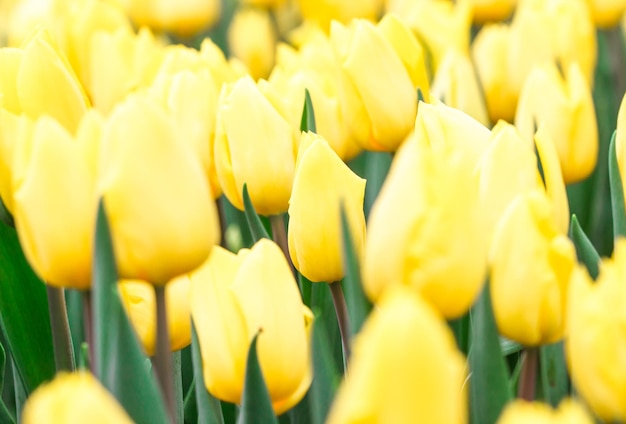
top-left (0, 0), bottom-right (626, 423)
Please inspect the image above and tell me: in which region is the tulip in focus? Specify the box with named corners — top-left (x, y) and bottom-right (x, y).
top-left (190, 241), bottom-right (312, 415)
top-left (489, 190), bottom-right (576, 346)
top-left (288, 132), bottom-right (366, 283)
top-left (326, 287), bottom-right (467, 423)
top-left (22, 372), bottom-right (133, 424)
top-left (497, 399), bottom-right (593, 423)
top-left (330, 18), bottom-right (421, 152)
top-left (516, 62), bottom-right (598, 184)
top-left (99, 94), bottom-right (220, 284)
top-left (215, 75), bottom-right (297, 215)
top-left (363, 126), bottom-right (487, 319)
top-left (227, 6), bottom-right (276, 80)
top-left (124, 0), bottom-right (220, 38)
top-left (119, 276), bottom-right (192, 356)
top-left (12, 112), bottom-right (101, 290)
top-left (566, 239), bottom-right (626, 422)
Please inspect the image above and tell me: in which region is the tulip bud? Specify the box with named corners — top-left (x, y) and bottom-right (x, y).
top-left (586, 0), bottom-right (626, 28)
top-left (330, 19), bottom-right (417, 151)
top-left (497, 399), bottom-right (594, 423)
top-left (431, 50), bottom-right (490, 126)
top-left (288, 133), bottom-right (366, 283)
top-left (363, 124), bottom-right (487, 318)
top-left (566, 239), bottom-right (626, 421)
top-left (190, 241), bottom-right (312, 415)
top-left (516, 62), bottom-right (598, 184)
top-left (22, 372), bottom-right (133, 424)
top-left (214, 75), bottom-right (296, 215)
top-left (12, 112), bottom-right (101, 289)
top-left (297, 0), bottom-right (383, 31)
top-left (227, 7), bottom-right (276, 81)
top-left (490, 190), bottom-right (576, 346)
top-left (326, 287), bottom-right (467, 423)
top-left (99, 94), bottom-right (219, 284)
top-left (470, 0), bottom-right (517, 23)
top-left (119, 276), bottom-right (191, 356)
top-left (124, 0), bottom-right (221, 38)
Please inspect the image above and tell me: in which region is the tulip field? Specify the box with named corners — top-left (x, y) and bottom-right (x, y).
top-left (1, 0), bottom-right (626, 422)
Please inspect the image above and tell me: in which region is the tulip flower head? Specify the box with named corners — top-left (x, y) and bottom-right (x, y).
top-left (191, 241), bottom-right (312, 415)
top-left (567, 239), bottom-right (626, 422)
top-left (288, 132), bottom-right (366, 283)
top-left (497, 399), bottom-right (594, 423)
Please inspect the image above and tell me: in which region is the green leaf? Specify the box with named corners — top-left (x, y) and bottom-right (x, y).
top-left (243, 184), bottom-right (270, 242)
top-left (310, 313), bottom-right (340, 424)
top-left (448, 313), bottom-right (471, 355)
top-left (92, 200), bottom-right (168, 424)
top-left (78, 342), bottom-right (90, 371)
top-left (609, 131), bottom-right (626, 239)
top-left (348, 152), bottom-right (392, 219)
top-left (237, 333), bottom-right (278, 424)
top-left (340, 204), bottom-right (372, 337)
top-left (0, 222), bottom-right (54, 394)
top-left (469, 282), bottom-right (512, 424)
top-left (191, 323), bottom-right (224, 424)
top-left (0, 197), bottom-right (13, 228)
top-left (0, 343), bottom-right (15, 424)
top-left (499, 338), bottom-right (523, 357)
top-left (569, 214), bottom-right (600, 279)
top-left (539, 342), bottom-right (569, 407)
top-left (300, 88), bottom-right (317, 133)
top-left (310, 283), bottom-right (344, 379)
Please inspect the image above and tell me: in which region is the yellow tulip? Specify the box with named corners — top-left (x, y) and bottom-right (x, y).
top-left (99, 94), bottom-right (219, 285)
top-left (297, 0), bottom-right (383, 31)
top-left (510, 0), bottom-right (596, 88)
top-left (12, 112), bottom-right (101, 290)
top-left (326, 287), bottom-right (467, 423)
top-left (288, 132), bottom-right (366, 283)
top-left (497, 399), bottom-right (593, 423)
top-left (476, 121), bottom-right (543, 242)
top-left (119, 276), bottom-right (191, 356)
top-left (22, 372), bottom-right (133, 424)
top-left (472, 24), bottom-right (518, 122)
top-left (124, 0), bottom-right (220, 38)
top-left (1, 29), bottom-right (89, 133)
top-left (613, 93), bottom-right (626, 204)
top-left (489, 190), bottom-right (576, 346)
top-left (471, 0), bottom-right (517, 23)
top-left (566, 239), bottom-right (626, 422)
top-left (0, 111), bottom-right (32, 214)
top-left (516, 62), bottom-right (598, 184)
top-left (431, 50), bottom-right (490, 127)
top-left (214, 75), bottom-right (296, 215)
top-left (586, 0), bottom-right (626, 28)
top-left (190, 241), bottom-right (312, 415)
top-left (227, 6), bottom-right (276, 81)
top-left (363, 130), bottom-right (487, 319)
top-left (330, 18), bottom-right (417, 152)
top-left (401, 0), bottom-right (472, 73)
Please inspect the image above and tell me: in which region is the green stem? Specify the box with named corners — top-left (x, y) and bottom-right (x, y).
top-left (216, 198), bottom-right (228, 249)
top-left (269, 214), bottom-right (296, 276)
top-left (172, 350), bottom-right (183, 424)
top-left (329, 281), bottom-right (351, 371)
top-left (46, 285), bottom-right (75, 372)
top-left (518, 347), bottom-right (538, 401)
top-left (81, 291), bottom-right (93, 371)
top-left (152, 286), bottom-right (175, 424)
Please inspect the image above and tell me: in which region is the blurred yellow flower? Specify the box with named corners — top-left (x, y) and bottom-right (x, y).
top-left (124, 0), bottom-right (220, 37)
top-left (471, 0), bottom-right (517, 23)
top-left (497, 399), bottom-right (593, 423)
top-left (214, 75), bottom-right (296, 215)
top-left (13, 112), bottom-right (101, 290)
top-left (288, 132), bottom-right (366, 283)
top-left (297, 0), bottom-right (383, 31)
top-left (566, 238), bottom-right (626, 422)
top-left (490, 190), bottom-right (576, 346)
top-left (330, 18), bottom-right (418, 151)
top-left (227, 6), bottom-right (276, 80)
top-left (191, 241), bottom-right (312, 415)
top-left (119, 276), bottom-right (192, 356)
top-left (586, 0), bottom-right (626, 27)
top-left (516, 62), bottom-right (598, 184)
top-left (326, 287), bottom-right (467, 423)
top-left (99, 94), bottom-right (219, 284)
top-left (22, 372), bottom-right (133, 424)
top-left (614, 93), bottom-right (626, 206)
top-left (363, 127), bottom-right (487, 319)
